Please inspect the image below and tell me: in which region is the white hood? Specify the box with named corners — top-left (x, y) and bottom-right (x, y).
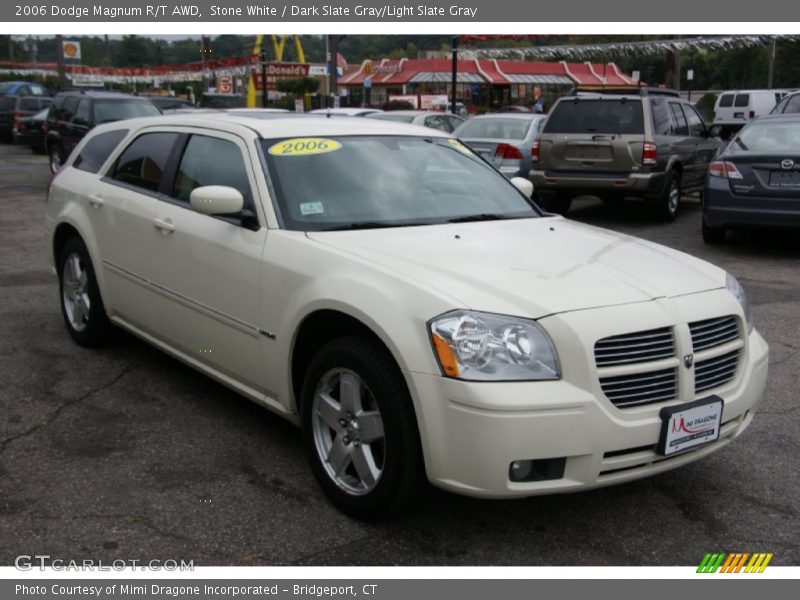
top-left (307, 217), bottom-right (725, 319)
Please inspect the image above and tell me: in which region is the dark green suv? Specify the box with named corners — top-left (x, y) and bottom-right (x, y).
top-left (532, 88), bottom-right (722, 221)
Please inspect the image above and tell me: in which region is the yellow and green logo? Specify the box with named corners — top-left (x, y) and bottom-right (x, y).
top-left (697, 552), bottom-right (773, 573)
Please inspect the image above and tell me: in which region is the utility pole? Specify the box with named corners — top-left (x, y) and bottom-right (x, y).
top-left (330, 35), bottom-right (339, 108)
top-left (767, 37), bottom-right (777, 89)
top-left (55, 34), bottom-right (67, 91)
top-left (450, 36), bottom-right (458, 115)
top-left (261, 49), bottom-right (268, 107)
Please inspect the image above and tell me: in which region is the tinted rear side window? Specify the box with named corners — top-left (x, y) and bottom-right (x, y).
top-left (112, 132), bottom-right (180, 192)
top-left (718, 94), bottom-right (734, 108)
top-left (734, 94), bottom-right (750, 107)
top-left (669, 103), bottom-right (688, 135)
top-left (74, 129), bottom-right (128, 173)
top-left (650, 99), bottom-right (672, 135)
top-left (544, 99), bottom-right (644, 134)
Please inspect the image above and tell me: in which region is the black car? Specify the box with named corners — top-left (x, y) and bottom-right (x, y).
top-left (703, 114), bottom-right (800, 243)
top-left (14, 108), bottom-right (49, 153)
top-left (0, 95), bottom-right (52, 143)
top-left (45, 91), bottom-right (161, 173)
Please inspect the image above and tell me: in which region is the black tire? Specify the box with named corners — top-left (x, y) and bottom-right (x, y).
top-left (57, 237), bottom-right (113, 347)
top-left (702, 218), bottom-right (726, 244)
top-left (49, 142), bottom-right (64, 174)
top-left (300, 335), bottom-right (425, 520)
top-left (658, 170), bottom-right (682, 222)
top-left (542, 192), bottom-right (572, 215)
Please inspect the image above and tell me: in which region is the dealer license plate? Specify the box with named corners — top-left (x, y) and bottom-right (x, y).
top-left (657, 396), bottom-right (724, 456)
top-left (769, 171), bottom-right (800, 187)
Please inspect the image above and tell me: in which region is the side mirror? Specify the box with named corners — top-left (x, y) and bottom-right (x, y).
top-left (190, 185), bottom-right (244, 216)
top-left (510, 176), bottom-right (534, 198)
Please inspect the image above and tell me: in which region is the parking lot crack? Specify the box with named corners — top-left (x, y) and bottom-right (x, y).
top-left (0, 366), bottom-right (137, 453)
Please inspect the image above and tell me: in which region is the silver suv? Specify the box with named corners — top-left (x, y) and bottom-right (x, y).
top-left (532, 88), bottom-right (723, 221)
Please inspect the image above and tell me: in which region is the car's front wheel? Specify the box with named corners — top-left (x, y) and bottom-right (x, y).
top-left (300, 335), bottom-right (425, 520)
top-left (58, 237), bottom-right (112, 347)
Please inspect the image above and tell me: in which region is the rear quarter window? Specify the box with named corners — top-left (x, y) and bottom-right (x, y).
top-left (650, 99), bottom-right (672, 135)
top-left (544, 99), bottom-right (644, 135)
top-left (74, 129), bottom-right (129, 173)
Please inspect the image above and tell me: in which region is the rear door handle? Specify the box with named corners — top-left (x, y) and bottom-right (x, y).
top-left (88, 194), bottom-right (104, 208)
top-left (153, 217), bottom-right (175, 234)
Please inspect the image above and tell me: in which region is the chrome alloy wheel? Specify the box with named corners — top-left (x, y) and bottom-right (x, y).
top-left (311, 368), bottom-right (386, 495)
top-left (667, 180), bottom-right (680, 215)
top-left (61, 252), bottom-right (91, 332)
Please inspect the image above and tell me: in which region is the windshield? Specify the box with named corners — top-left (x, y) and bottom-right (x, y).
top-left (94, 100), bottom-right (160, 124)
top-left (456, 117), bottom-right (532, 140)
top-left (734, 122), bottom-right (800, 152)
top-left (545, 99), bottom-right (644, 134)
top-left (262, 135), bottom-right (540, 231)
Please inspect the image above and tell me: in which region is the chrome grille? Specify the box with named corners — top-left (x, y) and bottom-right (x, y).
top-left (599, 368), bottom-right (677, 408)
top-left (594, 327), bottom-right (675, 367)
top-left (695, 350), bottom-right (739, 393)
top-left (689, 316), bottom-right (739, 351)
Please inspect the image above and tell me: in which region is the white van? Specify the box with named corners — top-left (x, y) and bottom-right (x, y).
top-left (714, 89), bottom-right (791, 123)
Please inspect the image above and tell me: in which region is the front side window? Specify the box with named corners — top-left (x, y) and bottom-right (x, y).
top-left (172, 135), bottom-right (252, 208)
top-left (60, 96), bottom-right (78, 122)
top-left (74, 129), bottom-right (128, 173)
top-left (112, 132), bottom-right (180, 192)
top-left (262, 135), bottom-right (539, 231)
top-left (682, 104), bottom-right (706, 137)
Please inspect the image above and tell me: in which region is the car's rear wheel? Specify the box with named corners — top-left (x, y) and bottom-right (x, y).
top-left (702, 218), bottom-right (727, 244)
top-left (300, 335), bottom-right (425, 520)
top-left (658, 171), bottom-right (681, 222)
top-left (58, 237), bottom-right (112, 347)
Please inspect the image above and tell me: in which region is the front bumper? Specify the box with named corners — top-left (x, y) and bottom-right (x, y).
top-left (704, 177), bottom-right (800, 229)
top-left (531, 169), bottom-right (666, 198)
top-left (406, 292), bottom-right (769, 498)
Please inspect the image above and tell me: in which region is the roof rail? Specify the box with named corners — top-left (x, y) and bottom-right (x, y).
top-left (568, 86), bottom-right (680, 98)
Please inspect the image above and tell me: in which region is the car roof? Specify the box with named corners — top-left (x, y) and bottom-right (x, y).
top-left (468, 113), bottom-right (542, 120)
top-left (310, 108), bottom-right (383, 115)
top-left (98, 114), bottom-right (453, 139)
top-left (369, 110), bottom-right (442, 117)
top-left (57, 90), bottom-right (151, 100)
top-left (751, 114), bottom-right (800, 123)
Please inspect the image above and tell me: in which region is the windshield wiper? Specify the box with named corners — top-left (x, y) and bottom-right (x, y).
top-left (320, 221), bottom-right (420, 231)
top-left (734, 137), bottom-right (749, 151)
top-left (446, 213), bottom-right (514, 223)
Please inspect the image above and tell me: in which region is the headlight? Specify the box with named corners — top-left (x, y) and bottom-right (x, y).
top-left (429, 310), bottom-right (560, 381)
top-left (726, 273), bottom-right (753, 334)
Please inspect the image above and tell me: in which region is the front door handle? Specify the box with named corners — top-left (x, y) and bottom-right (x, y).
top-left (153, 217), bottom-right (175, 234)
top-left (88, 194), bottom-right (104, 208)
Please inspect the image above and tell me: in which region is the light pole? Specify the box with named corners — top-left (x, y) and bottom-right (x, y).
top-left (450, 36), bottom-right (458, 115)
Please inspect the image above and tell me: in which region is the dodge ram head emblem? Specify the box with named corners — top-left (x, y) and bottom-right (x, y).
top-left (782, 159), bottom-right (795, 170)
top-left (684, 354), bottom-right (695, 368)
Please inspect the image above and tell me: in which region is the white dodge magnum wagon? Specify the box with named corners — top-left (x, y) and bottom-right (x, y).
top-left (45, 113), bottom-right (769, 518)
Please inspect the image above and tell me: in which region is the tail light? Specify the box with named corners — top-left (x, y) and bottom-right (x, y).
top-left (532, 139), bottom-right (541, 163)
top-left (495, 143), bottom-right (523, 160)
top-left (749, 110), bottom-right (756, 119)
top-left (12, 111), bottom-right (22, 129)
top-left (708, 160), bottom-right (743, 179)
top-left (642, 142), bottom-right (657, 166)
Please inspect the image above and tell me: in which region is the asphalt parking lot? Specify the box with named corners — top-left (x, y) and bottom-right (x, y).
top-left (0, 141), bottom-right (797, 567)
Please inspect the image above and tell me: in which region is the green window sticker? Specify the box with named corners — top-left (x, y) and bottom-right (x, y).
top-left (300, 202), bottom-right (325, 216)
